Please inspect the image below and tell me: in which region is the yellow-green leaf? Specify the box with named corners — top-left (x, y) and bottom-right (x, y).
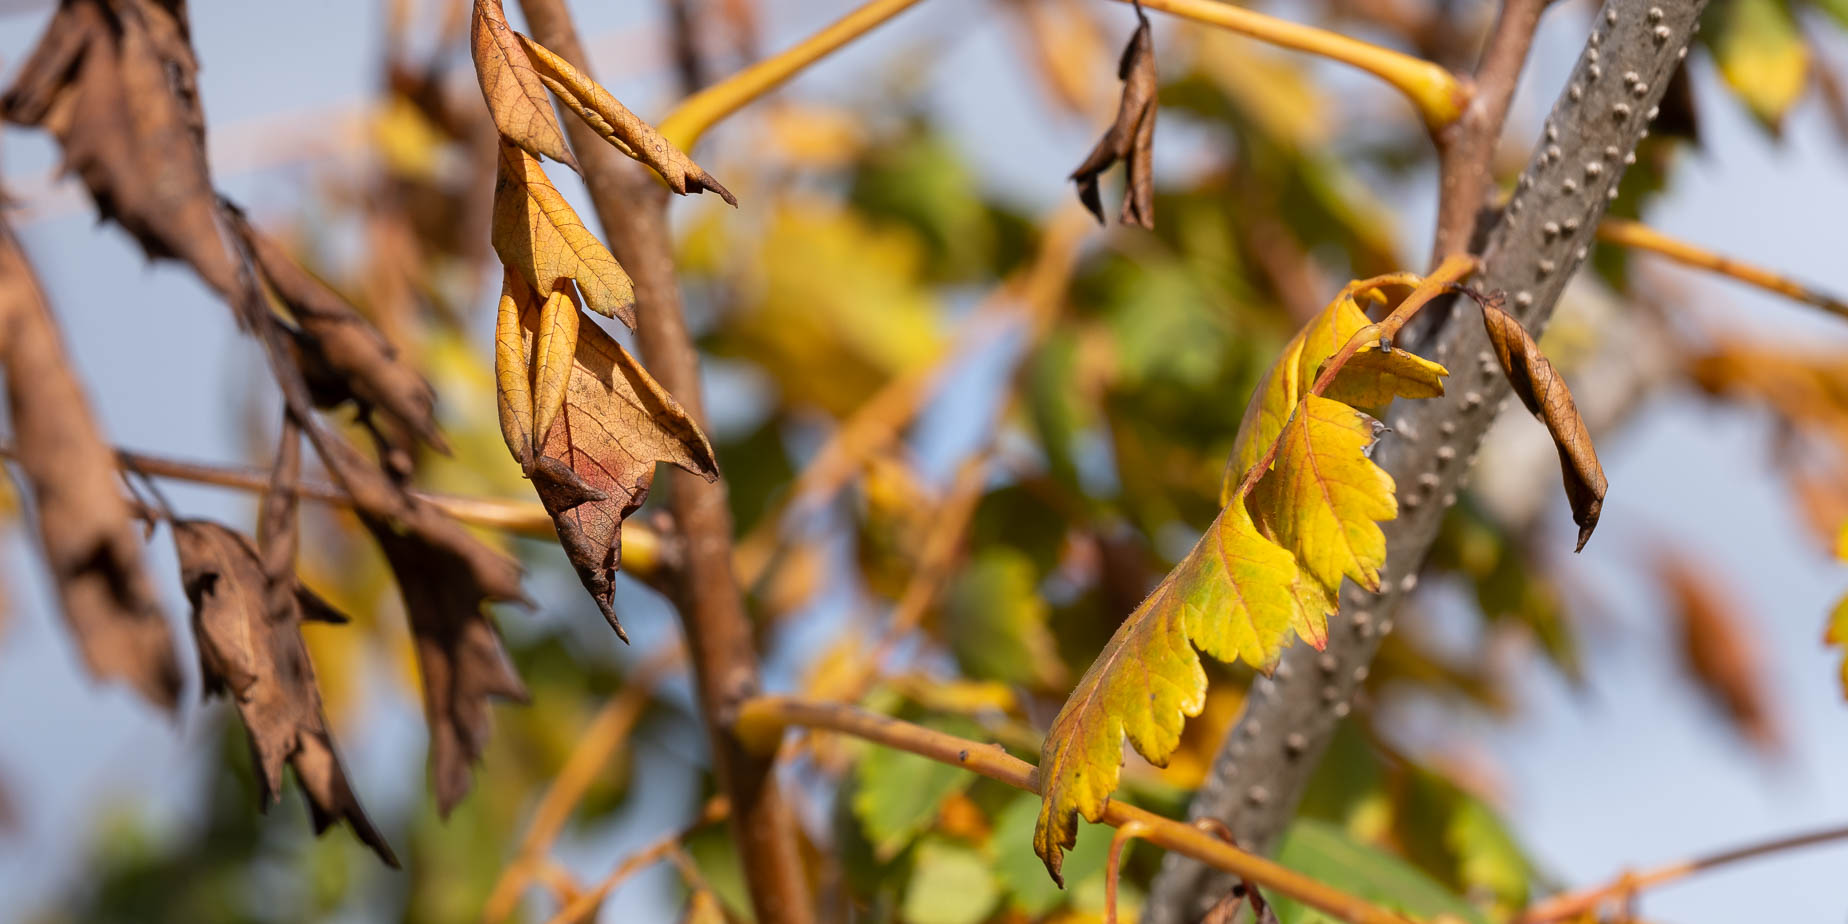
top-left (1223, 284), bottom-right (1445, 504)
top-left (1828, 594), bottom-right (1848, 699)
top-left (1713, 0), bottom-right (1810, 130)
top-left (1034, 495), bottom-right (1302, 882)
top-left (470, 0), bottom-right (577, 169)
top-left (1251, 394), bottom-right (1397, 595)
top-left (492, 141), bottom-right (637, 327)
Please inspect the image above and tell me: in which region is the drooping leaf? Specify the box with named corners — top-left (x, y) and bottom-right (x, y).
top-left (1479, 299), bottom-right (1607, 551)
top-left (312, 433), bottom-right (528, 814)
top-left (0, 218), bottom-right (181, 711)
top-left (1070, 5), bottom-right (1157, 227)
top-left (1, 0), bottom-right (240, 299)
top-left (902, 839), bottom-right (1003, 924)
top-left (171, 519), bottom-right (398, 868)
top-left (850, 715), bottom-right (982, 860)
top-left (233, 215), bottom-right (447, 457)
top-left (1710, 0), bottom-right (1810, 131)
top-left (516, 34), bottom-right (737, 204)
top-left (1269, 819), bottom-right (1489, 924)
top-left (495, 271), bottom-right (718, 638)
top-left (1224, 282), bottom-right (1443, 504)
top-left (1034, 494), bottom-right (1302, 881)
top-left (492, 141), bottom-right (637, 327)
top-left (529, 285), bottom-right (579, 456)
top-left (470, 0), bottom-right (579, 169)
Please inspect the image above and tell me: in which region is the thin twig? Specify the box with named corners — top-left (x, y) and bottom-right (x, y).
top-left (482, 645), bottom-right (687, 923)
top-left (658, 0), bottom-right (932, 150)
top-left (1519, 822), bottom-right (1848, 923)
top-left (733, 695), bottom-right (1416, 924)
top-left (1110, 0), bottom-right (1467, 129)
top-left (539, 796), bottom-right (733, 924)
top-left (1431, 0), bottom-right (1549, 262)
top-left (1598, 218), bottom-right (1848, 321)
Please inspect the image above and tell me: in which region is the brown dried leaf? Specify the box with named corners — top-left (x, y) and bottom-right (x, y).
top-left (1, 0), bottom-right (240, 299)
top-left (470, 0), bottom-right (579, 170)
top-left (172, 519), bottom-right (398, 867)
top-left (233, 216), bottom-right (447, 456)
top-left (497, 272), bottom-right (718, 638)
top-left (312, 432), bottom-right (528, 813)
top-left (516, 35), bottom-right (737, 206)
top-left (1480, 300), bottom-right (1607, 551)
top-left (1069, 6), bottom-right (1156, 228)
top-left (492, 141), bottom-right (637, 327)
top-left (0, 219), bottom-right (180, 710)
top-left (1654, 550), bottom-right (1781, 754)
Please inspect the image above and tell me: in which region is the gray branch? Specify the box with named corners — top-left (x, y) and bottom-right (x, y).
top-left (1144, 1), bottom-right (1708, 919)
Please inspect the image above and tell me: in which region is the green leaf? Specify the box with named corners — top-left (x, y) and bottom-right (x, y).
top-left (992, 792), bottom-right (1115, 915)
top-left (852, 716), bottom-right (982, 860)
top-left (1271, 819), bottom-right (1489, 924)
top-left (902, 839), bottom-right (1002, 924)
top-left (946, 550), bottom-right (1067, 689)
top-left (1710, 0), bottom-right (1811, 130)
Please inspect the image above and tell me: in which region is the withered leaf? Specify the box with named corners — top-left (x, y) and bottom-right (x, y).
top-left (311, 430), bottom-right (528, 813)
top-left (1, 0), bottom-right (240, 299)
top-left (470, 0), bottom-right (579, 170)
top-left (1069, 6), bottom-right (1156, 228)
top-left (496, 272), bottom-right (718, 639)
top-left (1480, 299), bottom-right (1607, 551)
top-left (0, 218), bottom-right (180, 710)
top-left (230, 214), bottom-right (447, 456)
top-left (1655, 550), bottom-right (1781, 754)
top-left (172, 519), bottom-right (398, 867)
top-left (516, 34), bottom-right (738, 205)
top-left (492, 141), bottom-right (638, 327)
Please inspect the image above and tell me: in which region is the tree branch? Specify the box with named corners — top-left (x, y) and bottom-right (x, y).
top-left (1432, 0), bottom-right (1550, 260)
top-left (733, 696), bottom-right (1418, 924)
top-left (1147, 2), bottom-right (1710, 918)
top-left (515, 3), bottom-right (813, 921)
top-left (1518, 821), bottom-right (1848, 923)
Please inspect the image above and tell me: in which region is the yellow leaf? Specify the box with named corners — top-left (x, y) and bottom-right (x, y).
top-left (1223, 282), bottom-right (1443, 504)
top-left (494, 269), bottom-right (535, 468)
top-left (469, 0), bottom-right (577, 169)
top-left (1829, 594), bottom-right (1848, 700)
top-left (1251, 394), bottom-right (1397, 595)
top-left (1034, 494), bottom-right (1302, 882)
top-left (531, 284), bottom-right (580, 455)
top-left (1714, 0), bottom-right (1810, 130)
top-left (492, 141), bottom-right (637, 327)
top-left (517, 34), bottom-right (736, 205)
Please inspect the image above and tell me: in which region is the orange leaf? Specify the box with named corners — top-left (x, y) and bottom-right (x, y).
top-left (470, 0), bottom-right (578, 169)
top-left (492, 141), bottom-right (637, 326)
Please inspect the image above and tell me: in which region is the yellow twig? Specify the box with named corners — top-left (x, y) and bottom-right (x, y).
top-left (1598, 219), bottom-right (1848, 321)
top-left (734, 696), bottom-right (1416, 924)
top-left (658, 0), bottom-right (931, 150)
top-left (1118, 0), bottom-right (1467, 129)
top-left (1519, 822), bottom-right (1848, 923)
top-left (483, 647), bottom-right (685, 924)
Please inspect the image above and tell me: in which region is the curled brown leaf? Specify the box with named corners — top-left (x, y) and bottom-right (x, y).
top-left (0, 218), bottom-right (180, 710)
top-left (516, 34), bottom-right (737, 205)
top-left (1480, 298), bottom-right (1607, 551)
top-left (471, 0), bottom-right (579, 170)
top-left (173, 519), bottom-right (398, 867)
top-left (497, 272), bottom-right (719, 639)
top-left (311, 430), bottom-right (528, 814)
top-left (1, 0), bottom-right (241, 299)
top-left (1654, 550), bottom-right (1781, 754)
top-left (1070, 6), bottom-right (1156, 228)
